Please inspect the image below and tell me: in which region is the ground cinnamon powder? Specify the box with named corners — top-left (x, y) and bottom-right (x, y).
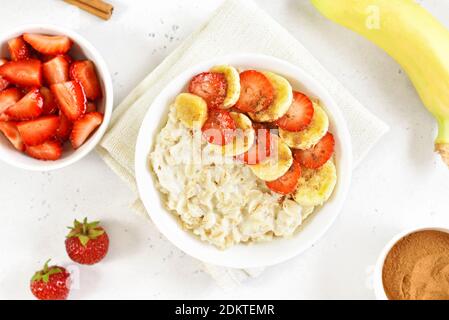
top-left (382, 230), bottom-right (449, 300)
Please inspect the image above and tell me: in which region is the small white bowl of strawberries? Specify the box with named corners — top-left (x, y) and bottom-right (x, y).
top-left (0, 24), bottom-right (112, 171)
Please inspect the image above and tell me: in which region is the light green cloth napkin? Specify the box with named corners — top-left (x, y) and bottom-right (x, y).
top-left (97, 0), bottom-right (388, 289)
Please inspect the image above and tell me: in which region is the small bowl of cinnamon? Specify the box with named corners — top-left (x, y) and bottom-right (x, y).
top-left (374, 227), bottom-right (449, 300)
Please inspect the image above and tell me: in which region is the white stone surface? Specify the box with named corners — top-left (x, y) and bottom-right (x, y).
top-left (0, 0), bottom-right (448, 299)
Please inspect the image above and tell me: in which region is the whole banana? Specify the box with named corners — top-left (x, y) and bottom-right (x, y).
top-left (311, 0), bottom-right (449, 167)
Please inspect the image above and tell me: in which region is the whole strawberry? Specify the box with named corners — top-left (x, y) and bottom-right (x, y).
top-left (65, 218), bottom-right (109, 265)
top-left (30, 259), bottom-right (70, 300)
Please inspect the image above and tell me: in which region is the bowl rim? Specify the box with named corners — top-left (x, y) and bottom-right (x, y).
top-left (373, 226), bottom-right (449, 300)
top-left (135, 53), bottom-right (353, 268)
top-left (0, 23), bottom-right (113, 171)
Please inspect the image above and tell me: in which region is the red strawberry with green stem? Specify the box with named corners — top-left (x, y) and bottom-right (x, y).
top-left (65, 218), bottom-right (109, 265)
top-left (30, 259), bottom-right (71, 300)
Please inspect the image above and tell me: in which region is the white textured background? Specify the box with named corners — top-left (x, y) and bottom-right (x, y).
top-left (0, 0), bottom-right (448, 299)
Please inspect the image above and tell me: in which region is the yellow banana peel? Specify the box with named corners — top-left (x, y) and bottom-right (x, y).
top-left (311, 0), bottom-right (449, 166)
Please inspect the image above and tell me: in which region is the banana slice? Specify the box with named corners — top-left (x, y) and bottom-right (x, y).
top-left (209, 112), bottom-right (255, 156)
top-left (174, 93), bottom-right (208, 129)
top-left (249, 136), bottom-right (293, 181)
top-left (293, 160), bottom-right (337, 207)
top-left (210, 65), bottom-right (240, 109)
top-left (280, 103), bottom-right (329, 150)
top-left (247, 71), bottom-right (293, 122)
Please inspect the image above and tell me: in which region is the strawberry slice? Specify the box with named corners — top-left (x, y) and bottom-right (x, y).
top-left (275, 91), bottom-right (314, 132)
top-left (25, 140), bottom-right (62, 161)
top-left (0, 121), bottom-right (25, 151)
top-left (70, 112), bottom-right (103, 149)
top-left (56, 111), bottom-right (73, 142)
top-left (86, 101), bottom-right (97, 113)
top-left (0, 59), bottom-right (10, 91)
top-left (235, 70), bottom-right (274, 113)
top-left (0, 88), bottom-right (22, 115)
top-left (0, 59), bottom-right (42, 87)
top-left (7, 36), bottom-right (31, 61)
top-left (235, 128), bottom-right (274, 165)
top-left (43, 56), bottom-right (69, 85)
top-left (293, 132), bottom-right (335, 169)
top-left (23, 33), bottom-right (72, 55)
top-left (5, 88), bottom-right (43, 120)
top-left (188, 72), bottom-right (227, 109)
top-left (266, 160), bottom-right (302, 195)
top-left (17, 115), bottom-right (59, 146)
top-left (40, 87), bottom-right (58, 115)
top-left (201, 109), bottom-right (236, 145)
top-left (51, 81), bottom-right (86, 121)
top-left (70, 60), bottom-right (102, 100)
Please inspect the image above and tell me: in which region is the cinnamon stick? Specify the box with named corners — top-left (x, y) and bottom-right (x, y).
top-left (63, 0), bottom-right (114, 20)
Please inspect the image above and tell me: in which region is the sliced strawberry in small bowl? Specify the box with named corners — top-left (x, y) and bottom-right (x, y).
top-left (0, 88), bottom-right (22, 115)
top-left (17, 115), bottom-right (60, 146)
top-left (70, 60), bottom-right (102, 100)
top-left (70, 112), bottom-right (103, 149)
top-left (23, 33), bottom-right (72, 55)
top-left (0, 121), bottom-right (25, 151)
top-left (5, 88), bottom-right (43, 120)
top-left (51, 81), bottom-right (86, 121)
top-left (39, 87), bottom-right (58, 115)
top-left (0, 59), bottom-right (42, 87)
top-left (25, 140), bottom-right (63, 161)
top-left (43, 55), bottom-right (69, 85)
top-left (7, 36), bottom-right (32, 61)
top-left (0, 25), bottom-right (112, 170)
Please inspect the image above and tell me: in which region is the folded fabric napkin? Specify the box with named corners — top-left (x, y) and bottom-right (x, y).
top-left (97, 0), bottom-right (389, 289)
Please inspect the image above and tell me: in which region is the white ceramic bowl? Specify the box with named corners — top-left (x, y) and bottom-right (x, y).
top-left (0, 24), bottom-right (113, 171)
top-left (373, 226), bottom-right (449, 300)
top-left (135, 54), bottom-right (353, 268)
